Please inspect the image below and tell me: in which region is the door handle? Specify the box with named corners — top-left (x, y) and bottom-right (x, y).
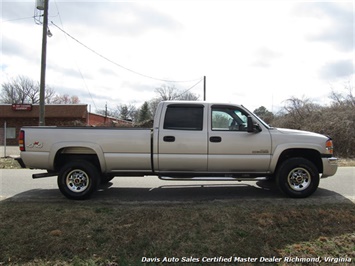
top-left (163, 136), bottom-right (175, 142)
top-left (210, 136), bottom-right (222, 143)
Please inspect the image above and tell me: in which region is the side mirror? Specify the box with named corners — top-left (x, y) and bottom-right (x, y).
top-left (247, 116), bottom-right (261, 133)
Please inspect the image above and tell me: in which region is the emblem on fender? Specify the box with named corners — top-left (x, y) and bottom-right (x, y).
top-left (27, 141), bottom-right (43, 148)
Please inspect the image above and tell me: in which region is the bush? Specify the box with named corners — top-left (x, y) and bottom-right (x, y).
top-left (269, 93), bottom-right (354, 158)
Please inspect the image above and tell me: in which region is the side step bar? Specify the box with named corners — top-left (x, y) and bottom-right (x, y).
top-left (158, 176), bottom-right (269, 182)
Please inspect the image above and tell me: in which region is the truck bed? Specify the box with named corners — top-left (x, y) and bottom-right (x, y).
top-left (20, 127), bottom-right (153, 172)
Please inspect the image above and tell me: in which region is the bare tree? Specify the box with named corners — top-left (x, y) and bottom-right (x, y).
top-left (1, 75), bottom-right (57, 104)
top-left (330, 84), bottom-right (355, 107)
top-left (1, 76), bottom-right (38, 103)
top-left (283, 96), bottom-right (320, 120)
top-left (95, 107), bottom-right (116, 118)
top-left (52, 94), bottom-right (80, 104)
top-left (155, 84), bottom-right (199, 101)
top-left (45, 87), bottom-right (56, 104)
top-left (155, 85), bottom-right (179, 101)
top-left (149, 84), bottom-right (200, 116)
top-left (1, 81), bottom-right (15, 103)
top-left (179, 91), bottom-right (200, 101)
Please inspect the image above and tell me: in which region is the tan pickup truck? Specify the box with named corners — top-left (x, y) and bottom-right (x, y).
top-left (17, 101), bottom-right (338, 200)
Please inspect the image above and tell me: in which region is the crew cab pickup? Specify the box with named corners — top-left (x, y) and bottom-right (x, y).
top-left (18, 101), bottom-right (338, 200)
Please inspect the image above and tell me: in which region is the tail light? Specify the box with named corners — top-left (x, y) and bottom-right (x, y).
top-left (325, 139), bottom-right (333, 155)
top-left (19, 130), bottom-right (25, 151)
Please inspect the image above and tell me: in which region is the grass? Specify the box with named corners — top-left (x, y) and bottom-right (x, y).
top-left (0, 201), bottom-right (354, 265)
top-left (1, 157), bottom-right (354, 265)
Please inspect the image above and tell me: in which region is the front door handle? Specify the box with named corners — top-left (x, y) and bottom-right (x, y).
top-left (163, 136), bottom-right (175, 142)
top-left (210, 136), bottom-right (222, 143)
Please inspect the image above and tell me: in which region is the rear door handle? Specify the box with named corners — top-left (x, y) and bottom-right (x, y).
top-left (210, 136), bottom-right (222, 143)
top-left (163, 136), bottom-right (175, 142)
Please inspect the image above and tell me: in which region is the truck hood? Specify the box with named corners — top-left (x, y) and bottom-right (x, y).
top-left (268, 127), bottom-right (329, 154)
top-left (274, 128), bottom-right (324, 137)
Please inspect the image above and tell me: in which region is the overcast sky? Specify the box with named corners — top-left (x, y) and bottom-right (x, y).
top-left (1, 0), bottom-right (354, 113)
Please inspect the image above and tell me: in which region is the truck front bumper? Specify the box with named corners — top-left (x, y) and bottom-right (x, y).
top-left (321, 157), bottom-right (338, 178)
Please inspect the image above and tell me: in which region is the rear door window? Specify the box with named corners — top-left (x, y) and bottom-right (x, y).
top-left (164, 105), bottom-right (204, 130)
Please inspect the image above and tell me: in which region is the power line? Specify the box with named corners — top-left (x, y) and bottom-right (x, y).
top-left (175, 78), bottom-right (204, 99)
top-left (51, 21), bottom-right (202, 84)
top-left (1, 16), bottom-right (34, 23)
top-left (0, 13), bottom-right (57, 24)
top-left (52, 0), bottom-right (97, 111)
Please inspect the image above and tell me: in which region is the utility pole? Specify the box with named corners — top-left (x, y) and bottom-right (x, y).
top-left (104, 103), bottom-right (108, 124)
top-left (3, 121), bottom-right (7, 157)
top-left (203, 76), bottom-right (206, 101)
top-left (39, 0), bottom-right (49, 126)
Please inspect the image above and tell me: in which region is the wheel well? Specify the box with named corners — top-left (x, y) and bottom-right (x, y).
top-left (54, 148), bottom-right (101, 173)
top-left (276, 149), bottom-right (322, 174)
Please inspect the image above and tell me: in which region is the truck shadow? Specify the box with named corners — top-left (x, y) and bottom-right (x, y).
top-left (93, 180), bottom-right (353, 204)
top-left (4, 179), bottom-right (352, 204)
top-left (95, 181), bottom-right (283, 202)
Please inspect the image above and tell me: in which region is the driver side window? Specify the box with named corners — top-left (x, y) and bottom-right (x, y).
top-left (212, 107), bottom-right (248, 131)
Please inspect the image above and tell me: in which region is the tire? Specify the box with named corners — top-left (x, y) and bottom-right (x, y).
top-left (58, 160), bottom-right (99, 200)
top-left (276, 158), bottom-right (319, 198)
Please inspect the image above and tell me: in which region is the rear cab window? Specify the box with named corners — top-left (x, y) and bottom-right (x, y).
top-left (163, 104), bottom-right (204, 131)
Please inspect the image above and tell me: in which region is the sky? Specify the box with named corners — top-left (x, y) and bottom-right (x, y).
top-left (1, 0), bottom-right (354, 114)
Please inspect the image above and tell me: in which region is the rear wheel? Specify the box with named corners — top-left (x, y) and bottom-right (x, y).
top-left (58, 161), bottom-right (99, 200)
top-left (276, 158), bottom-right (319, 198)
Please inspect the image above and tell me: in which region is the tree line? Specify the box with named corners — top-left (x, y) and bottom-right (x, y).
top-left (254, 87), bottom-right (354, 158)
top-left (0, 76), bottom-right (197, 122)
top-left (1, 75), bottom-right (80, 104)
top-left (96, 84), bottom-right (199, 124)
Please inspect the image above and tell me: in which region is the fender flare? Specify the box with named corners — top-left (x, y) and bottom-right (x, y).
top-left (270, 143), bottom-right (323, 173)
top-left (49, 142), bottom-right (106, 173)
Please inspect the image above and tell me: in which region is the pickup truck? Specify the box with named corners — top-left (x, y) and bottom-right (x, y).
top-left (17, 101), bottom-right (338, 200)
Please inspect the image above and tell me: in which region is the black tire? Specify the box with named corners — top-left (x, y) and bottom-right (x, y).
top-left (58, 160), bottom-right (99, 200)
top-left (276, 157), bottom-right (319, 198)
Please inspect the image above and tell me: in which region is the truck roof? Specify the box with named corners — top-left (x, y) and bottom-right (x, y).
top-left (161, 100), bottom-right (243, 107)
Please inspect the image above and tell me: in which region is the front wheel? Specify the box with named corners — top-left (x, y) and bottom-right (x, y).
top-left (58, 161), bottom-right (99, 200)
top-left (276, 158), bottom-right (319, 198)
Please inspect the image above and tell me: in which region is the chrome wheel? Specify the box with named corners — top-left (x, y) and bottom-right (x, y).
top-left (276, 158), bottom-right (319, 198)
top-left (66, 169), bottom-right (90, 193)
top-left (58, 161), bottom-right (99, 200)
top-left (287, 167), bottom-right (311, 191)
